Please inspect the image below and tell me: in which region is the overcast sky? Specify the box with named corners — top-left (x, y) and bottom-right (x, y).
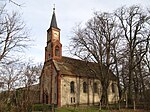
top-left (2, 0), bottom-right (150, 63)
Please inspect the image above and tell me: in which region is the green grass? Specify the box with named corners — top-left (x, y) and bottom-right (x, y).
top-left (56, 107), bottom-right (109, 112)
top-left (56, 107), bottom-right (149, 112)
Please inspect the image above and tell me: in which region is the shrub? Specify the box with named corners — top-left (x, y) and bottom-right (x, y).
top-left (32, 104), bottom-right (52, 111)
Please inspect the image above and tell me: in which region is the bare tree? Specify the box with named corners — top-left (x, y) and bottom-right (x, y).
top-left (115, 5), bottom-right (150, 105)
top-left (0, 0), bottom-right (23, 6)
top-left (0, 61), bottom-right (42, 112)
top-left (0, 5), bottom-right (30, 64)
top-left (70, 5), bottom-right (150, 110)
top-left (16, 62), bottom-right (42, 112)
top-left (0, 60), bottom-right (24, 111)
top-left (70, 12), bottom-right (121, 107)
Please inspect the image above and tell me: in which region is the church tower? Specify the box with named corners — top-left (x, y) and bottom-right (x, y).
top-left (40, 7), bottom-right (62, 106)
top-left (45, 8), bottom-right (62, 61)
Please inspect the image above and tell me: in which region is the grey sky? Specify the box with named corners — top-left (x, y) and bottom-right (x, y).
top-left (3, 0), bottom-right (150, 63)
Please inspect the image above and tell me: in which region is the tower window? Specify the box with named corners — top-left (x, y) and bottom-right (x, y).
top-left (48, 54), bottom-right (51, 59)
top-left (93, 82), bottom-right (97, 93)
top-left (70, 81), bottom-right (75, 93)
top-left (83, 82), bottom-right (88, 93)
top-left (55, 46), bottom-right (60, 56)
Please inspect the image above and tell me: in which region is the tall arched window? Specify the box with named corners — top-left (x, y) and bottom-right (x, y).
top-left (55, 46), bottom-right (60, 56)
top-left (45, 94), bottom-right (48, 104)
top-left (44, 91), bottom-right (48, 104)
top-left (70, 81), bottom-right (75, 93)
top-left (93, 82), bottom-right (97, 93)
top-left (112, 83), bottom-right (115, 93)
top-left (83, 82), bottom-right (87, 93)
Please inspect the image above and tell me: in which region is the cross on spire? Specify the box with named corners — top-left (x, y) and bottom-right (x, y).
top-left (53, 4), bottom-right (55, 12)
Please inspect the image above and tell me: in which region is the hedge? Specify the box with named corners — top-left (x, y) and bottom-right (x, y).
top-left (32, 104), bottom-right (57, 111)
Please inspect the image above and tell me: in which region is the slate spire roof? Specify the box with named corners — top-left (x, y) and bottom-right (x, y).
top-left (50, 7), bottom-right (58, 28)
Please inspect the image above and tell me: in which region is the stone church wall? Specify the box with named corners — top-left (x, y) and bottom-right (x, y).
top-left (41, 66), bottom-right (51, 96)
top-left (60, 75), bottom-right (101, 106)
top-left (52, 67), bottom-right (58, 104)
top-left (60, 75), bottom-right (119, 106)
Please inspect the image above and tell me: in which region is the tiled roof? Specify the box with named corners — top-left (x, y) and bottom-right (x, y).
top-left (54, 56), bottom-right (117, 80)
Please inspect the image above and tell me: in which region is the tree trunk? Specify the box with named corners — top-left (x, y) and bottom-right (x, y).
top-left (101, 80), bottom-right (109, 107)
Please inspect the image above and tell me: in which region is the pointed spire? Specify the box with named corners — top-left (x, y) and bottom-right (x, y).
top-left (50, 5), bottom-right (58, 28)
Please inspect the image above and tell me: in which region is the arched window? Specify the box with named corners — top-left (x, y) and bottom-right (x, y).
top-left (43, 91), bottom-right (48, 104)
top-left (112, 83), bottom-right (115, 93)
top-left (45, 94), bottom-right (48, 104)
top-left (83, 82), bottom-right (87, 93)
top-left (93, 82), bottom-right (97, 93)
top-left (70, 81), bottom-right (75, 93)
top-left (55, 46), bottom-right (60, 56)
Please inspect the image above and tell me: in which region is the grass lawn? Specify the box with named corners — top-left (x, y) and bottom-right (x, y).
top-left (56, 107), bottom-right (150, 112)
top-left (56, 107), bottom-right (108, 112)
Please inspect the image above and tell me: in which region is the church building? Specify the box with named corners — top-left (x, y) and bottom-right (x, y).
top-left (40, 8), bottom-right (119, 107)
